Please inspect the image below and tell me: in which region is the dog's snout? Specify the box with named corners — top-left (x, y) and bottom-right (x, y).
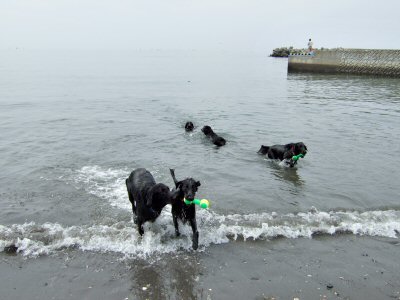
top-left (185, 193), bottom-right (195, 200)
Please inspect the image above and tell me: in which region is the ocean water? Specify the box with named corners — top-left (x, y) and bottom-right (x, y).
top-left (1, 49), bottom-right (400, 260)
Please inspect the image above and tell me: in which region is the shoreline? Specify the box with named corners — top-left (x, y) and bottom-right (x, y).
top-left (1, 234), bottom-right (399, 299)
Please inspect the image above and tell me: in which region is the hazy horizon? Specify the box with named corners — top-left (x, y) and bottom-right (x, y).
top-left (1, 0), bottom-right (399, 52)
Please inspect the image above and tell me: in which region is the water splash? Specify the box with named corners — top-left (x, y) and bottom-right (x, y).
top-left (1, 208), bottom-right (399, 258)
top-left (3, 165), bottom-right (398, 258)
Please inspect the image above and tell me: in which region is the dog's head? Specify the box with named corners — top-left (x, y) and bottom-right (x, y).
top-left (177, 178), bottom-right (201, 201)
top-left (201, 125), bottom-right (213, 135)
top-left (257, 145), bottom-right (270, 155)
top-left (292, 142), bottom-right (308, 156)
top-left (149, 183), bottom-right (171, 207)
top-left (185, 121), bottom-right (194, 132)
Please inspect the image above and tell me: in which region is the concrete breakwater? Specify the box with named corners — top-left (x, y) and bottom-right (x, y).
top-left (288, 49), bottom-right (400, 76)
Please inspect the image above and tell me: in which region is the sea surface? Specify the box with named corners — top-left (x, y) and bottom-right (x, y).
top-left (0, 49), bottom-right (400, 297)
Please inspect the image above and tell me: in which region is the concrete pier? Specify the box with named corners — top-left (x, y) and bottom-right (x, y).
top-left (288, 49), bottom-right (400, 76)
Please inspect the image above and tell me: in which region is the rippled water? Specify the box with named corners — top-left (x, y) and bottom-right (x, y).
top-left (0, 50), bottom-right (399, 258)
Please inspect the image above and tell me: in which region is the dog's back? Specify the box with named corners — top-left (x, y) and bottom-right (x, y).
top-left (258, 142), bottom-right (307, 161)
top-left (129, 168), bottom-right (155, 197)
top-left (202, 125), bottom-right (226, 146)
top-left (126, 168), bottom-right (170, 235)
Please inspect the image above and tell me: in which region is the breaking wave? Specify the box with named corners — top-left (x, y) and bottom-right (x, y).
top-left (1, 208), bottom-right (399, 258)
top-left (2, 166), bottom-right (399, 258)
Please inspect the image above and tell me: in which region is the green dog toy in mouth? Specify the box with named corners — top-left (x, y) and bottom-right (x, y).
top-left (291, 153), bottom-right (304, 161)
top-left (184, 198), bottom-right (210, 209)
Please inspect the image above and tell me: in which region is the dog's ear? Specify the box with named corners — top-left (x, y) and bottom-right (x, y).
top-left (196, 181), bottom-right (201, 187)
top-left (146, 189), bottom-right (154, 206)
top-left (176, 181), bottom-right (183, 189)
top-left (148, 184), bottom-right (169, 206)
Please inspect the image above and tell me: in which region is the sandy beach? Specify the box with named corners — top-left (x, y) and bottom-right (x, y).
top-left (2, 234), bottom-right (400, 300)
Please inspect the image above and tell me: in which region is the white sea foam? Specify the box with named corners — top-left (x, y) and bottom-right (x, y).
top-left (73, 165), bottom-right (131, 210)
top-left (4, 165), bottom-right (396, 258)
top-left (1, 208), bottom-right (399, 258)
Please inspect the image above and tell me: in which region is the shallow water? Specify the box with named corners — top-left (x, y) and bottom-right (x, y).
top-left (1, 49), bottom-right (400, 259)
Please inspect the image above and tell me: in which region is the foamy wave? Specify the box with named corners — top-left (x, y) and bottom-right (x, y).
top-left (73, 165), bottom-right (131, 210)
top-left (1, 208), bottom-right (399, 258)
top-left (0, 210), bottom-right (192, 258)
top-left (16, 166), bottom-right (396, 258)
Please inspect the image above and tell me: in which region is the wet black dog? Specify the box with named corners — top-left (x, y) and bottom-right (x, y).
top-left (185, 121), bottom-right (194, 132)
top-left (126, 168), bottom-right (171, 235)
top-left (258, 142), bottom-right (308, 167)
top-left (169, 168), bottom-right (201, 250)
top-left (201, 125), bottom-right (226, 146)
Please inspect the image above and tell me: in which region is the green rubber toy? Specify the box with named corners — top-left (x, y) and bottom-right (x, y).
top-left (184, 198), bottom-right (210, 209)
top-left (292, 154), bottom-right (304, 161)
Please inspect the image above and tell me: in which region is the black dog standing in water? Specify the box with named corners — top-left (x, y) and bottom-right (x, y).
top-left (126, 168), bottom-right (171, 235)
top-left (202, 125), bottom-right (226, 146)
top-left (169, 168), bottom-right (201, 250)
top-left (185, 121), bottom-right (194, 132)
top-left (258, 142), bottom-right (308, 167)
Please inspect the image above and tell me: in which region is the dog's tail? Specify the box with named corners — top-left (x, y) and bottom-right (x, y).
top-left (257, 145), bottom-right (269, 154)
top-left (169, 168), bottom-right (179, 188)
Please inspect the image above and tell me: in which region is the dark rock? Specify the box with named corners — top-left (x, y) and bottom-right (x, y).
top-left (270, 47), bottom-right (291, 57)
top-left (4, 244), bottom-right (18, 254)
top-left (327, 284), bottom-right (334, 289)
top-left (270, 47), bottom-right (306, 57)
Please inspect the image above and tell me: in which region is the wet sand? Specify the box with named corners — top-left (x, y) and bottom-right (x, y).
top-left (1, 234), bottom-right (400, 300)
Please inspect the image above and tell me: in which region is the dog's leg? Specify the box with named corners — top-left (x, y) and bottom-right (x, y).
top-left (137, 219), bottom-right (144, 236)
top-left (173, 214), bottom-right (180, 237)
top-left (132, 205), bottom-right (138, 224)
top-left (283, 150), bottom-right (296, 167)
top-left (189, 218), bottom-right (199, 250)
top-left (267, 149), bottom-right (276, 159)
top-left (126, 179), bottom-right (138, 223)
top-left (126, 179), bottom-right (136, 212)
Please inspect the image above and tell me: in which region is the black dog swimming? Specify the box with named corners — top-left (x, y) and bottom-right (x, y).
top-left (258, 142), bottom-right (308, 167)
top-left (126, 168), bottom-right (171, 235)
top-left (169, 168), bottom-right (201, 250)
top-left (201, 125), bottom-right (226, 146)
top-left (185, 121), bottom-right (194, 132)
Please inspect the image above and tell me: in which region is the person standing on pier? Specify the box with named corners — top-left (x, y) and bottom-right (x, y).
top-left (308, 38), bottom-right (313, 52)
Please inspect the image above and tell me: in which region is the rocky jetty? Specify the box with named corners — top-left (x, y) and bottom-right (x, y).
top-left (270, 47), bottom-right (307, 57)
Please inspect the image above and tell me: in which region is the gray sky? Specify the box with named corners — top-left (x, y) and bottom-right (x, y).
top-left (1, 0), bottom-right (399, 51)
